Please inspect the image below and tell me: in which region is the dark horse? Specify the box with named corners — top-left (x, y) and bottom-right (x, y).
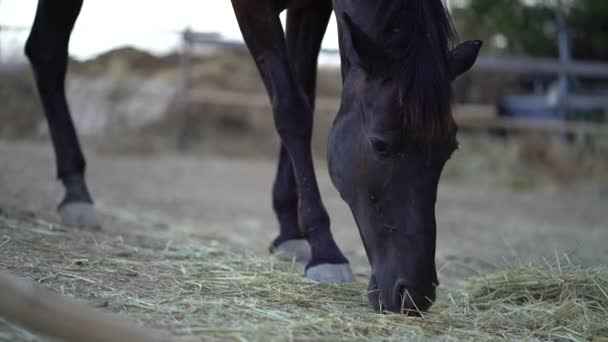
top-left (24, 0), bottom-right (480, 313)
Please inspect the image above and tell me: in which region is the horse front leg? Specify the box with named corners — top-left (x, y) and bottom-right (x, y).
top-left (231, 0), bottom-right (353, 283)
top-left (269, 3), bottom-right (333, 264)
top-left (25, 0), bottom-right (100, 229)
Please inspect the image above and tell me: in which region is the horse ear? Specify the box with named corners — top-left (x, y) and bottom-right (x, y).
top-left (450, 40), bottom-right (482, 80)
top-left (341, 13), bottom-right (384, 72)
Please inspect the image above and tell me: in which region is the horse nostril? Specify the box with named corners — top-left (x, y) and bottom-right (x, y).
top-left (367, 275), bottom-right (382, 313)
top-left (368, 193), bottom-right (383, 214)
top-left (393, 280), bottom-right (434, 315)
top-left (394, 281), bottom-right (411, 313)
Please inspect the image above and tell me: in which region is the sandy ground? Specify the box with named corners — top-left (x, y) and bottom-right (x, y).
top-left (1, 140), bottom-right (607, 285)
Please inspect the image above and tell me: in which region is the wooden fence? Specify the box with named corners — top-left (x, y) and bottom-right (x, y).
top-left (181, 30), bottom-right (608, 137)
top-left (186, 88), bottom-right (608, 137)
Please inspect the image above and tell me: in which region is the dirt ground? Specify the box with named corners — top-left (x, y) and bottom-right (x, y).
top-left (1, 139), bottom-right (606, 285)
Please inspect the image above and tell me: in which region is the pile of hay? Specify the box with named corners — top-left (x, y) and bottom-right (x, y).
top-left (460, 259), bottom-right (608, 341)
top-left (0, 214), bottom-right (607, 341)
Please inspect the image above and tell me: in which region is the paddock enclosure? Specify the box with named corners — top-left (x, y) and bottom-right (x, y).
top-left (1, 12), bottom-right (608, 342)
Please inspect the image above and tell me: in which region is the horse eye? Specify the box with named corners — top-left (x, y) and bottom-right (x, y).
top-left (370, 138), bottom-right (390, 156)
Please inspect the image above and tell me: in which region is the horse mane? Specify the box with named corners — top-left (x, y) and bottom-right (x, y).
top-left (364, 0), bottom-right (458, 140)
top-left (400, 0), bottom-right (456, 140)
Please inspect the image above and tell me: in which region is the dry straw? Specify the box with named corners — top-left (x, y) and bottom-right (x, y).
top-left (0, 214), bottom-right (607, 341)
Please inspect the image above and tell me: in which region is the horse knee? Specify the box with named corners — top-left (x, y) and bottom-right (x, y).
top-left (25, 0), bottom-right (81, 80)
top-left (25, 37), bottom-right (69, 83)
top-left (273, 94), bottom-right (314, 143)
top-left (24, 37), bottom-right (45, 70)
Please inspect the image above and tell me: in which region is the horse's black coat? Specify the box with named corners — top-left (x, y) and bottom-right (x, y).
top-left (25, 0), bottom-right (91, 209)
top-left (24, 0), bottom-right (480, 313)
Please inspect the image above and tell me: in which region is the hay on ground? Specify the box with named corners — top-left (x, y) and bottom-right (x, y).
top-left (0, 212), bottom-right (607, 341)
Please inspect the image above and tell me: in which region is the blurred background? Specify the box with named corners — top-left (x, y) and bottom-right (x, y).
top-left (0, 0), bottom-right (607, 280)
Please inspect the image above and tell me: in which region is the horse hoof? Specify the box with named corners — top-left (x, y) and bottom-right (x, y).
top-left (271, 239), bottom-right (311, 264)
top-left (306, 263), bottom-right (354, 284)
top-left (58, 202), bottom-right (101, 230)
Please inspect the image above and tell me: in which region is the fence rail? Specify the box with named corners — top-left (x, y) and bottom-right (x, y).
top-left (179, 29), bottom-right (608, 137)
top-left (474, 56), bottom-right (608, 78)
top-left (183, 31), bottom-right (608, 78)
top-left (187, 88), bottom-right (608, 136)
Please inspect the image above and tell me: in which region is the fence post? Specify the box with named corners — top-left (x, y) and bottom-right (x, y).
top-left (179, 27), bottom-right (193, 112)
top-left (0, 24), bottom-right (3, 65)
top-left (0, 0), bottom-right (2, 63)
top-left (556, 17), bottom-right (571, 120)
top-left (176, 27), bottom-right (194, 150)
